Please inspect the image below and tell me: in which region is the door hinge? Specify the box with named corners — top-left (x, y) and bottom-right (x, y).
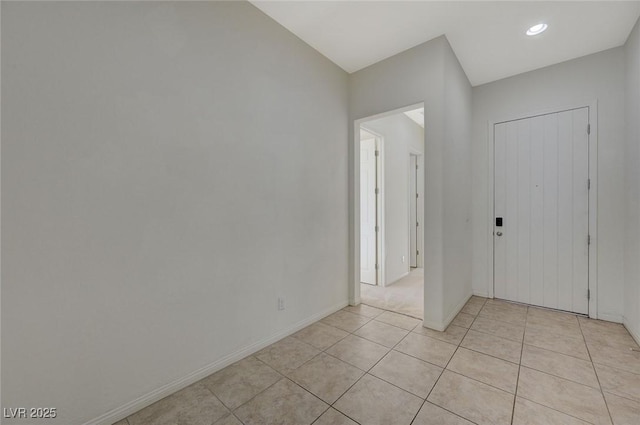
top-left (417, 250), bottom-right (419, 256)
top-left (588, 179), bottom-right (591, 190)
top-left (375, 188), bottom-right (380, 195)
top-left (375, 150), bottom-right (380, 157)
top-left (416, 221), bottom-right (419, 227)
top-left (375, 263), bottom-right (379, 270)
top-left (587, 124), bottom-right (591, 135)
top-left (375, 226), bottom-right (379, 232)
top-left (588, 235), bottom-right (591, 245)
top-left (416, 163), bottom-right (419, 170)
top-left (416, 193), bottom-right (419, 198)
top-left (587, 289), bottom-right (591, 300)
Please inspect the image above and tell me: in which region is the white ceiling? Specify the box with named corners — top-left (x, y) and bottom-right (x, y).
top-left (251, 1), bottom-right (640, 86)
top-left (404, 108), bottom-right (425, 128)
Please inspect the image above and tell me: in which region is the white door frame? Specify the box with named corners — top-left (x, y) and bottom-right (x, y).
top-left (360, 128), bottom-right (384, 286)
top-left (486, 100), bottom-right (598, 318)
top-left (352, 102), bottom-right (424, 304)
top-left (409, 151), bottom-right (423, 268)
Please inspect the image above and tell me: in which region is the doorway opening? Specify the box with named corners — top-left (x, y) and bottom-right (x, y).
top-left (355, 103), bottom-right (425, 319)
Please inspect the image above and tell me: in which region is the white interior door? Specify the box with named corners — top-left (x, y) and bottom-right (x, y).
top-left (360, 137), bottom-right (377, 285)
top-left (409, 155), bottom-right (418, 268)
top-left (494, 108), bottom-right (589, 314)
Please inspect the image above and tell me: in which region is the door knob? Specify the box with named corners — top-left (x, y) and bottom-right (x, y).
top-left (496, 231), bottom-right (503, 236)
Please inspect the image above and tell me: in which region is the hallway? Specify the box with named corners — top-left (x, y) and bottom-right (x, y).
top-left (361, 268), bottom-right (423, 319)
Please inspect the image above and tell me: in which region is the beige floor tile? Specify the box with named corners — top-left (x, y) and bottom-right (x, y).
top-left (370, 350), bottom-right (442, 398)
top-left (527, 306), bottom-right (580, 325)
top-left (595, 363), bottom-right (640, 403)
top-left (413, 323), bottom-right (468, 345)
top-left (460, 330), bottom-right (522, 364)
top-left (485, 299), bottom-right (528, 313)
top-left (579, 317), bottom-right (635, 340)
top-left (127, 382), bottom-right (229, 425)
top-left (203, 356), bottom-right (282, 409)
top-left (375, 311), bottom-right (421, 330)
top-left (583, 327), bottom-right (640, 349)
top-left (521, 344), bottom-right (599, 388)
top-left (395, 332), bottom-right (457, 367)
top-left (478, 305), bottom-right (527, 325)
top-left (604, 392), bottom-right (640, 425)
top-left (482, 300), bottom-right (528, 317)
top-left (293, 322), bottom-right (349, 351)
top-left (512, 397), bottom-right (591, 425)
top-left (214, 414), bottom-right (243, 425)
top-left (313, 408), bottom-right (359, 425)
top-left (461, 300), bottom-right (484, 316)
top-left (325, 334), bottom-right (390, 371)
top-left (526, 314), bottom-right (583, 339)
top-left (234, 378), bottom-right (327, 425)
top-left (287, 353), bottom-right (363, 404)
top-left (113, 420), bottom-right (129, 425)
top-left (354, 320), bottom-right (409, 348)
top-left (412, 402), bottom-right (474, 425)
top-left (517, 367), bottom-right (611, 425)
top-left (470, 315), bottom-right (524, 342)
top-left (428, 370), bottom-right (514, 425)
top-left (524, 326), bottom-right (590, 360)
top-left (447, 347), bottom-right (519, 393)
top-left (255, 337), bottom-right (320, 374)
top-left (451, 312), bottom-right (476, 328)
top-left (333, 374), bottom-right (423, 425)
top-left (322, 310), bottom-right (372, 332)
top-left (342, 304), bottom-right (384, 318)
top-left (588, 341), bottom-right (640, 375)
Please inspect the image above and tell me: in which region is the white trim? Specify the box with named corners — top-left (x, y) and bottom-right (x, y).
top-left (486, 100), bottom-right (598, 318)
top-left (596, 312), bottom-right (623, 324)
top-left (473, 290), bottom-right (491, 298)
top-left (384, 271), bottom-right (410, 287)
top-left (423, 291), bottom-right (473, 332)
top-left (408, 150), bottom-right (424, 269)
top-left (360, 126), bottom-right (386, 287)
top-left (623, 319), bottom-right (640, 347)
top-left (84, 301), bottom-right (348, 425)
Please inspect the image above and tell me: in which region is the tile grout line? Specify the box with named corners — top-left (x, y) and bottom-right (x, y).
top-left (510, 305), bottom-right (528, 425)
top-left (577, 316), bottom-right (616, 425)
top-left (407, 298), bottom-right (488, 425)
top-left (320, 306), bottom-right (423, 425)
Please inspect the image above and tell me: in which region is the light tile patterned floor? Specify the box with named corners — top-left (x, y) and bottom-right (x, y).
top-left (115, 297), bottom-right (640, 425)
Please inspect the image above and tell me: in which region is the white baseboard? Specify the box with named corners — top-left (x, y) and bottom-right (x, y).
top-left (473, 290), bottom-right (490, 298)
top-left (383, 271), bottom-right (410, 288)
top-left (623, 318), bottom-right (640, 347)
top-left (85, 300), bottom-right (348, 425)
top-left (422, 291), bottom-right (473, 332)
top-left (597, 312), bottom-right (623, 323)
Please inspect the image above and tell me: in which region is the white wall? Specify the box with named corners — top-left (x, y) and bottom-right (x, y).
top-left (1, 2), bottom-right (349, 424)
top-left (349, 36), bottom-right (473, 330)
top-left (363, 114), bottom-right (424, 285)
top-left (624, 17), bottom-right (640, 342)
top-left (442, 45), bottom-right (474, 317)
top-left (472, 48), bottom-right (626, 321)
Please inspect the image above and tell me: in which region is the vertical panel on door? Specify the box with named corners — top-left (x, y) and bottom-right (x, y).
top-left (494, 123), bottom-right (507, 299)
top-left (494, 107), bottom-right (589, 314)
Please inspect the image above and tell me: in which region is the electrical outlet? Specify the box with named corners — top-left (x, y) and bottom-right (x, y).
top-left (278, 297), bottom-right (285, 311)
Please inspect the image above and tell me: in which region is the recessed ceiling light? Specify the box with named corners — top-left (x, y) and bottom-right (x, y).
top-left (526, 23), bottom-right (548, 36)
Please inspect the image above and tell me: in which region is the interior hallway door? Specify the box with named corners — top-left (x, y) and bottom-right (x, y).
top-left (360, 137), bottom-right (378, 285)
top-left (410, 154), bottom-right (418, 268)
top-left (494, 107), bottom-right (590, 314)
